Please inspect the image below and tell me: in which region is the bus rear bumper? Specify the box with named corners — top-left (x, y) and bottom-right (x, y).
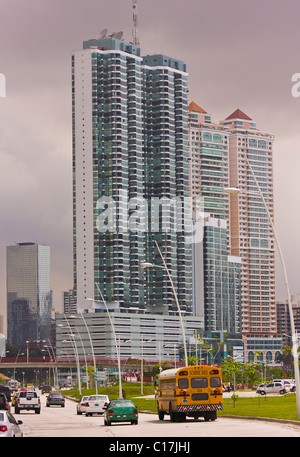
top-left (177, 404), bottom-right (223, 413)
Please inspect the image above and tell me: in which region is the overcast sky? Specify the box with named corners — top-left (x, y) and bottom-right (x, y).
top-left (0, 0), bottom-right (299, 322)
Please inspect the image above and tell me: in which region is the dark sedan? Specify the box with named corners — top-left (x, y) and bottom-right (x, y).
top-left (46, 393), bottom-right (65, 407)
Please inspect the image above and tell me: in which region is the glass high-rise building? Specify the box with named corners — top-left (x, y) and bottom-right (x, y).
top-left (220, 109), bottom-right (277, 362)
top-left (72, 36), bottom-right (192, 315)
top-left (7, 242), bottom-right (51, 349)
top-left (188, 102), bottom-right (241, 336)
top-left (202, 216), bottom-right (241, 334)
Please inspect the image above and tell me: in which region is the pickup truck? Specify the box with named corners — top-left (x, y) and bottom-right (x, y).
top-left (15, 390), bottom-right (41, 414)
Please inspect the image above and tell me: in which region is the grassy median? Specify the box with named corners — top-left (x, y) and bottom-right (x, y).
top-left (220, 393), bottom-right (300, 422)
top-left (64, 384), bottom-right (300, 422)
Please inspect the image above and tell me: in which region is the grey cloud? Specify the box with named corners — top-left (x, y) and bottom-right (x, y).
top-left (0, 0), bottom-right (299, 323)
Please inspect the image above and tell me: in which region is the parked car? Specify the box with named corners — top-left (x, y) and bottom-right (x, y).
top-left (256, 382), bottom-right (286, 395)
top-left (0, 394), bottom-right (10, 412)
top-left (85, 395), bottom-right (110, 416)
top-left (76, 396), bottom-right (89, 415)
top-left (273, 379), bottom-right (294, 392)
top-left (104, 399), bottom-right (138, 425)
top-left (41, 386), bottom-right (52, 394)
top-left (46, 393), bottom-right (65, 407)
top-left (285, 379), bottom-right (296, 392)
top-left (0, 411), bottom-right (23, 437)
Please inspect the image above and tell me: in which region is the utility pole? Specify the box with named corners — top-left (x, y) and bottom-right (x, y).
top-left (132, 0), bottom-right (140, 46)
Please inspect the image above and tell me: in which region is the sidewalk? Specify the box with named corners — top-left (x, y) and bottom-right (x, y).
top-left (223, 390), bottom-right (257, 398)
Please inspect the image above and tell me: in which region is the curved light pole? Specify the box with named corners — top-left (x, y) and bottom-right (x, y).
top-left (43, 339), bottom-right (58, 388)
top-left (70, 313), bottom-right (97, 393)
top-left (13, 349), bottom-right (24, 380)
top-left (141, 336), bottom-right (154, 395)
top-left (42, 344), bottom-right (58, 388)
top-left (61, 334), bottom-right (81, 395)
top-left (224, 151), bottom-right (300, 417)
top-left (59, 317), bottom-right (82, 395)
top-left (141, 240), bottom-right (188, 366)
top-left (74, 326), bottom-right (89, 389)
top-left (86, 283), bottom-right (123, 399)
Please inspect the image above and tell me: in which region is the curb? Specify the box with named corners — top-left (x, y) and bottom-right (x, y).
top-left (141, 411), bottom-right (300, 426)
top-left (219, 414), bottom-right (300, 427)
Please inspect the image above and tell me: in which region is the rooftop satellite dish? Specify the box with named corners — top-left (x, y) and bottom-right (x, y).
top-left (115, 31), bottom-right (123, 40)
top-left (99, 28), bottom-right (108, 38)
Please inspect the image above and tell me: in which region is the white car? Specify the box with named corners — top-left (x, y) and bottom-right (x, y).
top-left (76, 396), bottom-right (89, 415)
top-left (257, 382), bottom-right (286, 395)
top-left (85, 395), bottom-right (110, 416)
top-left (0, 411), bottom-right (23, 437)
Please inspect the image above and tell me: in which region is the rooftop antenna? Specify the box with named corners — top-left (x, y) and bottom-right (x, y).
top-left (132, 0), bottom-right (140, 46)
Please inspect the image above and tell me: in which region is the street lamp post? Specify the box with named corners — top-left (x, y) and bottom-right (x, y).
top-left (224, 151), bottom-right (300, 417)
top-left (13, 349), bottom-right (24, 380)
top-left (141, 240), bottom-right (188, 366)
top-left (45, 339), bottom-right (58, 389)
top-left (61, 334), bottom-right (81, 395)
top-left (42, 344), bottom-right (57, 388)
top-left (87, 284), bottom-right (123, 399)
top-left (59, 317), bottom-right (82, 395)
top-left (141, 336), bottom-right (154, 395)
top-left (70, 313), bottom-right (97, 394)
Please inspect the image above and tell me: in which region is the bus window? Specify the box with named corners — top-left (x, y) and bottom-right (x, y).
top-left (178, 378), bottom-right (189, 389)
top-left (191, 378), bottom-right (208, 388)
top-left (210, 377), bottom-right (221, 388)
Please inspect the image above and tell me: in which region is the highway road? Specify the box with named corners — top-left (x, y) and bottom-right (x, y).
top-left (14, 392), bottom-right (300, 438)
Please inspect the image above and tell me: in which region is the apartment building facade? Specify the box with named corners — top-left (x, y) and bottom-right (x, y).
top-left (188, 103), bottom-right (242, 340)
top-left (72, 37), bottom-right (192, 316)
top-left (220, 109), bottom-right (278, 362)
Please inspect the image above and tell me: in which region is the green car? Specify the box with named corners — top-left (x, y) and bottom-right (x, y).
top-left (46, 393), bottom-right (65, 407)
top-left (104, 399), bottom-right (138, 425)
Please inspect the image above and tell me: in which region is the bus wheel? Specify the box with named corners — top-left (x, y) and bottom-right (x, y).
top-left (169, 404), bottom-right (175, 422)
top-left (205, 411), bottom-right (217, 421)
top-left (158, 410), bottom-right (165, 420)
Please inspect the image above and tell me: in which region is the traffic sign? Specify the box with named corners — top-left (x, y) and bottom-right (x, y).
top-left (94, 370), bottom-right (106, 381)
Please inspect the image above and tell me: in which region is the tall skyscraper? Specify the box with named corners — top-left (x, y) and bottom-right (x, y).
top-left (189, 103), bottom-right (242, 336)
top-left (220, 109), bottom-right (277, 361)
top-left (72, 36), bottom-right (192, 315)
top-left (7, 242), bottom-right (51, 349)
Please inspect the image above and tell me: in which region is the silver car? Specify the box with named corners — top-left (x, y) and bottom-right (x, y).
top-left (0, 411), bottom-right (23, 437)
top-left (76, 396), bottom-right (89, 415)
top-left (257, 382), bottom-right (286, 395)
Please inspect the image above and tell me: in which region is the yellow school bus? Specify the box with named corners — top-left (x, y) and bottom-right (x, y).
top-left (157, 365), bottom-right (223, 422)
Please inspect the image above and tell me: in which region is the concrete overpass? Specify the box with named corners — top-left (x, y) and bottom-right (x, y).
top-left (0, 357), bottom-right (160, 372)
